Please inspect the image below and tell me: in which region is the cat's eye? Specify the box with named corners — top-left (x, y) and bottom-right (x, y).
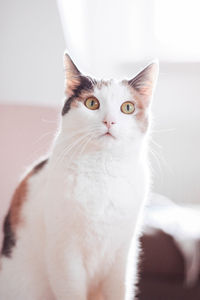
top-left (121, 101), bottom-right (135, 114)
top-left (84, 97), bottom-right (100, 110)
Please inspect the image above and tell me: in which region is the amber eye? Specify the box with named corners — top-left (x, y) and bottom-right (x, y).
top-left (84, 97), bottom-right (100, 110)
top-left (121, 101), bottom-right (135, 114)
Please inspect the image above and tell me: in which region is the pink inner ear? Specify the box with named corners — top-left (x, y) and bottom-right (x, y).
top-left (128, 62), bottom-right (158, 99)
top-left (64, 53), bottom-right (82, 97)
top-left (65, 76), bottom-right (80, 97)
top-left (137, 81), bottom-right (153, 97)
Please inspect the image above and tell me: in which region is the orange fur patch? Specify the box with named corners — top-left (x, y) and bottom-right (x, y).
top-left (1, 160), bottom-right (48, 257)
top-left (9, 173), bottom-right (29, 228)
top-left (65, 76), bottom-right (81, 97)
top-left (9, 160), bottom-right (47, 230)
top-left (74, 90), bottom-right (96, 105)
top-left (127, 86), bottom-right (149, 133)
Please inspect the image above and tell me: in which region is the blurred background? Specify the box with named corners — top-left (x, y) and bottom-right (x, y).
top-left (1, 0), bottom-right (200, 299)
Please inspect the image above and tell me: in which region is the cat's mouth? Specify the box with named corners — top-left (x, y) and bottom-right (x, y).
top-left (101, 131), bottom-right (116, 139)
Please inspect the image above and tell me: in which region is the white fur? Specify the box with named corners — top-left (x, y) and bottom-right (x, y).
top-left (0, 79), bottom-right (152, 300)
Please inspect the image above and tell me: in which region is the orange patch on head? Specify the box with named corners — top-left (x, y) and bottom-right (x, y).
top-left (78, 90), bottom-right (95, 103)
top-left (135, 110), bottom-right (149, 132)
top-left (126, 86), bottom-right (149, 133)
top-left (65, 76), bottom-right (81, 97)
top-left (70, 99), bottom-right (79, 108)
top-left (70, 90), bottom-right (96, 108)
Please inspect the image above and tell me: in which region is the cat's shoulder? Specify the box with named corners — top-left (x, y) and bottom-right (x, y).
top-left (1, 158), bottom-right (48, 258)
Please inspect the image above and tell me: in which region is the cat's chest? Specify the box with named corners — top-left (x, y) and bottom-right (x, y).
top-left (64, 158), bottom-right (146, 220)
top-left (74, 171), bottom-right (131, 207)
top-left (46, 156), bottom-right (147, 235)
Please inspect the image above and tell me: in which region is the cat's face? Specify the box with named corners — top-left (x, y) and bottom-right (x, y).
top-left (61, 54), bottom-right (158, 153)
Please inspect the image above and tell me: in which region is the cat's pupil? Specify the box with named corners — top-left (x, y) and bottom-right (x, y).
top-left (127, 104), bottom-right (130, 111)
top-left (91, 100), bottom-right (94, 106)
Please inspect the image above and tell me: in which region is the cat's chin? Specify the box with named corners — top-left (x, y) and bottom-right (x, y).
top-left (95, 132), bottom-right (120, 151)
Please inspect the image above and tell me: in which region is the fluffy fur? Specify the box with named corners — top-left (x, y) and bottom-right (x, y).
top-left (0, 54), bottom-right (158, 300)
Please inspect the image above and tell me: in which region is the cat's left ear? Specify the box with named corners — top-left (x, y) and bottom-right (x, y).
top-left (128, 61), bottom-right (159, 105)
top-left (64, 53), bottom-right (95, 98)
top-left (64, 53), bottom-right (82, 97)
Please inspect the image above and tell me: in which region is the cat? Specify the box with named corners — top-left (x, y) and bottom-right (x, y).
top-left (0, 53), bottom-right (158, 300)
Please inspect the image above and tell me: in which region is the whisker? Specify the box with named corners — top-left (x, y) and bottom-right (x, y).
top-left (56, 126), bottom-right (101, 146)
top-left (65, 133), bottom-right (96, 168)
top-left (54, 134), bottom-right (89, 168)
top-left (53, 128), bottom-right (100, 169)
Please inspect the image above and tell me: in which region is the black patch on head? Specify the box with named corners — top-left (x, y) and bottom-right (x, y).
top-left (1, 212), bottom-right (16, 258)
top-left (62, 75), bottom-right (96, 116)
top-left (62, 96), bottom-right (76, 115)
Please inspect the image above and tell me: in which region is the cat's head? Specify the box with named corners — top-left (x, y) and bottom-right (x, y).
top-left (61, 53), bottom-right (158, 154)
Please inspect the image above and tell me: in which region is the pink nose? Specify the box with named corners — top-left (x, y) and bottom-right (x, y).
top-left (103, 120), bottom-right (116, 129)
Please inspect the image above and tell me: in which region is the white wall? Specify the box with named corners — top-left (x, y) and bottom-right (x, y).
top-left (0, 0), bottom-right (66, 106)
top-left (151, 63), bottom-right (200, 204)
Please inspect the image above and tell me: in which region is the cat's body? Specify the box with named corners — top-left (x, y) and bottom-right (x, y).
top-left (0, 54), bottom-right (158, 300)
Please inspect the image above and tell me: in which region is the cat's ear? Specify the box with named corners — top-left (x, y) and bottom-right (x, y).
top-left (64, 53), bottom-right (95, 97)
top-left (64, 53), bottom-right (82, 97)
top-left (64, 53), bottom-right (85, 97)
top-left (128, 61), bottom-right (159, 104)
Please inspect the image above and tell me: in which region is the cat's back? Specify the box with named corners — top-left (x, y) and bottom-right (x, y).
top-left (1, 159), bottom-right (48, 258)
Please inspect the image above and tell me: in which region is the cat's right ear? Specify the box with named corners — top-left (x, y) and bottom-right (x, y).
top-left (127, 61), bottom-right (159, 107)
top-left (64, 53), bottom-right (82, 97)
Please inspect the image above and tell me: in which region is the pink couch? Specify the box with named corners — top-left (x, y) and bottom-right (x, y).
top-left (0, 104), bottom-right (59, 245)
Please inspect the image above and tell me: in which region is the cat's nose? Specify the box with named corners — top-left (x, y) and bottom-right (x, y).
top-left (103, 119), bottom-right (116, 129)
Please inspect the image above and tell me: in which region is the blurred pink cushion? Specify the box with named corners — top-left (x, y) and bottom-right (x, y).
top-left (0, 104), bottom-right (59, 246)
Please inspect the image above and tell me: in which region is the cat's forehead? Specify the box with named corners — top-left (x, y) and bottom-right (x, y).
top-left (93, 80), bottom-right (132, 103)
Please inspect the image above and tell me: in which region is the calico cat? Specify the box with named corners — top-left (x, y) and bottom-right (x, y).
top-left (0, 53), bottom-right (158, 300)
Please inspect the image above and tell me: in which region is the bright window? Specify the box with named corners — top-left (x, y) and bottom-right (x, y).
top-left (154, 0), bottom-right (200, 61)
